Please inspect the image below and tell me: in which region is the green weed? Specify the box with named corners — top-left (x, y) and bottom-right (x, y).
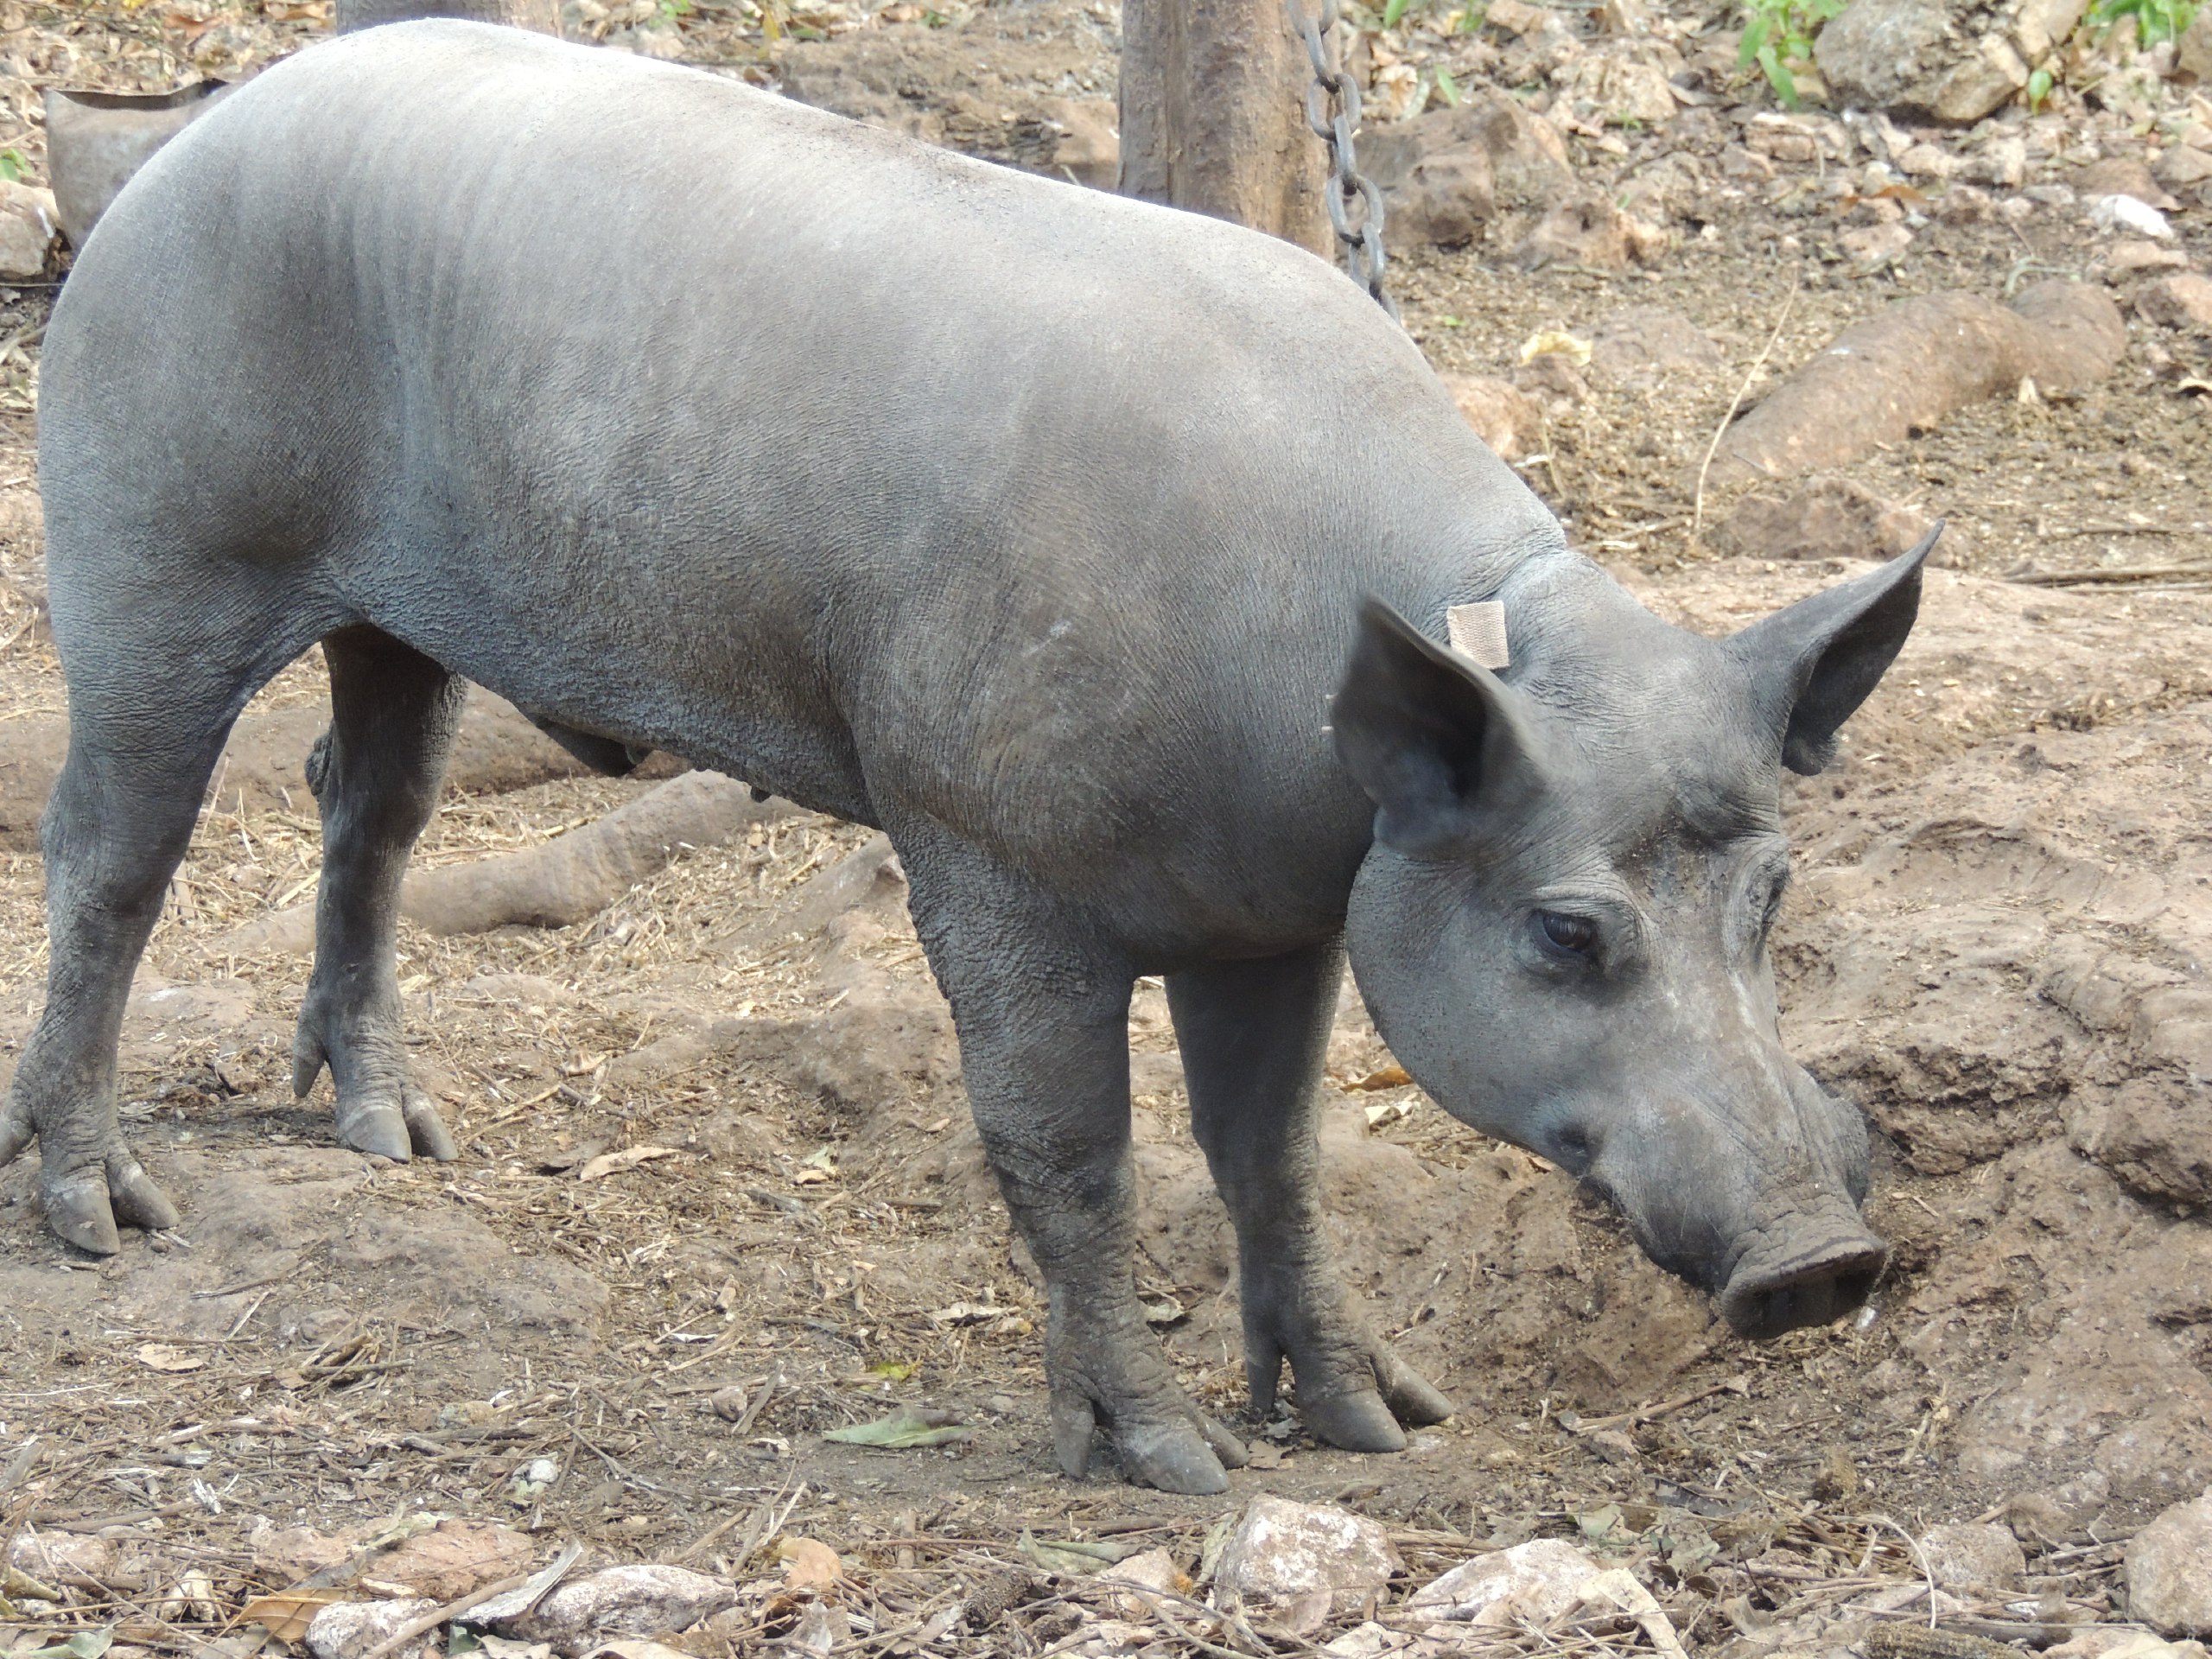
top-left (2083, 0), bottom-right (2199, 45)
top-left (1738, 0), bottom-right (1847, 109)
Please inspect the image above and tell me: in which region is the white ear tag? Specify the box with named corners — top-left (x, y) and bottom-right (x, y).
top-left (1446, 601), bottom-right (1510, 671)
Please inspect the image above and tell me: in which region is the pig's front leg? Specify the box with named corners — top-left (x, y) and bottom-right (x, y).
top-left (900, 836), bottom-right (1248, 1494)
top-left (1171, 941), bottom-right (1456, 1450)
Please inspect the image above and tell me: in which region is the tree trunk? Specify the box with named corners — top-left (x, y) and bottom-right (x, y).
top-left (1117, 0), bottom-right (1331, 258)
top-left (335, 0), bottom-right (559, 32)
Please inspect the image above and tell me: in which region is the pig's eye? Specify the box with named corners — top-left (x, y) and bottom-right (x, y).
top-left (1535, 911), bottom-right (1601, 960)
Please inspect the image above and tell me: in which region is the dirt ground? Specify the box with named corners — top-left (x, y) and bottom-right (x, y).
top-left (0, 0), bottom-right (2209, 1655)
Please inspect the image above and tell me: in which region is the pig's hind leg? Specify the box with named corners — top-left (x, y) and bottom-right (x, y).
top-left (894, 828), bottom-right (1249, 1494)
top-left (288, 626), bottom-right (462, 1164)
top-left (0, 607), bottom-right (305, 1253)
top-left (1170, 940), bottom-right (1457, 1451)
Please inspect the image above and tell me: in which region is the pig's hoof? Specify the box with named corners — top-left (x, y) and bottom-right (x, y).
top-left (1051, 1389), bottom-right (1245, 1494)
top-left (333, 1084), bottom-right (457, 1164)
top-left (43, 1150), bottom-right (181, 1255)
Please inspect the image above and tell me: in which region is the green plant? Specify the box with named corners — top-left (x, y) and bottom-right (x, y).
top-left (2025, 64), bottom-right (2055, 109)
top-left (1738, 0), bottom-right (1847, 110)
top-left (2084, 0), bottom-right (2199, 45)
top-left (0, 149), bottom-right (22, 183)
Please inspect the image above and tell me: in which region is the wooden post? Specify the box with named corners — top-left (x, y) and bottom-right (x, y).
top-left (1117, 0), bottom-right (1332, 258)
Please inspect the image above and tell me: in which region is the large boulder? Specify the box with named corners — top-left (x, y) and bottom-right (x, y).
top-left (1815, 0), bottom-right (2088, 123)
top-left (1359, 94), bottom-right (1575, 248)
top-left (2126, 1491), bottom-right (2212, 1636)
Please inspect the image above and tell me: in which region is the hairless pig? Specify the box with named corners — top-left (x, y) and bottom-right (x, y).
top-left (2, 24), bottom-right (1931, 1492)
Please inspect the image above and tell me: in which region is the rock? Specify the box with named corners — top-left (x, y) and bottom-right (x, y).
top-left (1044, 98), bottom-right (1117, 188)
top-left (10, 1532), bottom-right (116, 1586)
top-left (376, 1521), bottom-right (537, 1601)
top-left (1920, 1522), bottom-right (2027, 1593)
top-left (0, 179), bottom-right (58, 279)
top-left (2073, 1078), bottom-right (2212, 1204)
top-left (1212, 1497), bottom-right (1400, 1616)
top-left (2127, 1490), bottom-right (2212, 1636)
top-left (2137, 271), bottom-right (2212, 330)
top-left (1970, 134), bottom-right (2029, 188)
top-left (1513, 194), bottom-right (1666, 269)
top-left (1548, 46), bottom-right (1682, 128)
top-left (1587, 306), bottom-right (1723, 390)
top-left (1440, 374), bottom-right (1544, 461)
top-left (1715, 477), bottom-right (1938, 564)
top-left (2105, 239), bottom-right (2191, 278)
top-left (2181, 5), bottom-right (2212, 79)
top-left (1359, 95), bottom-right (1575, 247)
top-left (2077, 157), bottom-right (2179, 211)
top-left (307, 1599), bottom-right (439, 1659)
top-left (1094, 1548), bottom-right (1188, 1618)
top-left (2091, 194), bottom-right (2175, 239)
top-left (1840, 221), bottom-right (1916, 268)
top-left (1814, 0), bottom-right (2042, 124)
top-left (2155, 146), bottom-right (2212, 189)
top-left (500, 1566), bottom-right (738, 1657)
top-left (251, 1523), bottom-right (356, 1585)
top-left (1408, 1538), bottom-right (1599, 1625)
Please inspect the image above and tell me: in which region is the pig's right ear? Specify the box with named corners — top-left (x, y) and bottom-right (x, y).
top-left (1332, 598), bottom-right (1550, 856)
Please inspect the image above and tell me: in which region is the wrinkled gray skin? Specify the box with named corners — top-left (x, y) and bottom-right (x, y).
top-left (1, 24), bottom-right (1929, 1493)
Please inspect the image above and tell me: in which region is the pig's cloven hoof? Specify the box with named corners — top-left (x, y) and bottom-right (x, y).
top-left (41, 1148), bottom-right (181, 1256)
top-left (292, 1014), bottom-right (459, 1165)
top-left (1298, 1355), bottom-right (1459, 1453)
top-left (1720, 1229), bottom-right (1887, 1338)
top-left (1051, 1386), bottom-right (1248, 1495)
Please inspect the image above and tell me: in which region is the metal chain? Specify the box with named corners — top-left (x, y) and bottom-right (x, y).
top-left (1287, 0), bottom-right (1395, 320)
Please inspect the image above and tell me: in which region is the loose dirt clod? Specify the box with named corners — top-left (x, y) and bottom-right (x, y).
top-left (1708, 283), bottom-right (2126, 485)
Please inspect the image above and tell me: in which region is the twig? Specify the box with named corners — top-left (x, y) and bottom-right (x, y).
top-left (2007, 562), bottom-right (2212, 586)
top-left (1691, 271), bottom-right (1802, 548)
top-left (353, 1571), bottom-right (536, 1659)
top-left (1863, 1514), bottom-right (1941, 1630)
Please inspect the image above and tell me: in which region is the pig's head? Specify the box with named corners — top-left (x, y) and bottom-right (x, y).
top-left (1334, 537), bottom-right (1935, 1338)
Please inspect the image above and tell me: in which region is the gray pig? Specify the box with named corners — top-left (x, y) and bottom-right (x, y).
top-left (1, 23), bottom-right (1926, 1493)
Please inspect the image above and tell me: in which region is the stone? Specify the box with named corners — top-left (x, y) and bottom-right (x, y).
top-left (1548, 48), bottom-right (1682, 128)
top-left (1359, 94), bottom-right (1576, 247)
top-left (2182, 5), bottom-right (2212, 79)
top-left (2072, 1077), bottom-right (2212, 1204)
top-left (499, 1566), bottom-right (739, 1657)
top-left (1840, 221), bottom-right (1916, 267)
top-left (2105, 239), bottom-right (2191, 277)
top-left (1212, 1497), bottom-right (1400, 1612)
top-left (1587, 306), bottom-right (1724, 389)
top-left (1814, 0), bottom-right (2034, 124)
top-left (2136, 271), bottom-right (2212, 330)
top-left (1713, 477), bottom-right (1937, 564)
top-left (2091, 194), bottom-right (2175, 238)
top-left (307, 1599), bottom-right (440, 1659)
top-left (1045, 98), bottom-right (1117, 189)
top-left (376, 1521), bottom-right (537, 1601)
top-left (1513, 194), bottom-right (1665, 269)
top-left (2126, 1490), bottom-right (2212, 1636)
top-left (1405, 1538), bottom-right (1600, 1626)
top-left (2076, 156), bottom-right (2178, 211)
top-left (2014, 0), bottom-right (2089, 59)
top-left (2156, 146), bottom-right (2212, 189)
top-left (1440, 374), bottom-right (1544, 462)
top-left (1919, 1522), bottom-right (2027, 1593)
top-left (1971, 134), bottom-right (2029, 188)
top-left (1094, 1548), bottom-right (1188, 1618)
top-left (1896, 141), bottom-right (1958, 178)
top-left (0, 179), bottom-right (57, 280)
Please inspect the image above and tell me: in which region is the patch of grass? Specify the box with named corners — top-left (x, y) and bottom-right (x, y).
top-left (1739, 0), bottom-right (1847, 109)
top-left (2083, 0), bottom-right (2198, 45)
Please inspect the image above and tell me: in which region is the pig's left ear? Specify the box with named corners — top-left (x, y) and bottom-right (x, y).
top-left (1724, 526), bottom-right (1939, 776)
top-left (1332, 597), bottom-right (1551, 856)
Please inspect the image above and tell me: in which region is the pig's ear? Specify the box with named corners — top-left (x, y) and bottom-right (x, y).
top-left (1332, 597), bottom-right (1549, 855)
top-left (1725, 526), bottom-right (1938, 776)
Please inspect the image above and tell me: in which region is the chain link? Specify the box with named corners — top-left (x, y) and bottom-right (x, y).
top-left (1287, 0), bottom-right (1395, 319)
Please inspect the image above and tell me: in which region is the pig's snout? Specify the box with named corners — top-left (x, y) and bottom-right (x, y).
top-left (1719, 1222), bottom-right (1887, 1339)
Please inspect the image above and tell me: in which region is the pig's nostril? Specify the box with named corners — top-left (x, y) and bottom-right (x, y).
top-left (1720, 1236), bottom-right (1885, 1339)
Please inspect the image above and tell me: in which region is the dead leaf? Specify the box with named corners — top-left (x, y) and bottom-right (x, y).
top-left (241, 1588), bottom-right (346, 1643)
top-left (775, 1536), bottom-right (841, 1594)
top-left (1344, 1065), bottom-right (1412, 1091)
top-left (137, 1342), bottom-right (206, 1373)
top-left (1518, 329), bottom-right (1592, 366)
top-left (577, 1146), bottom-right (680, 1182)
